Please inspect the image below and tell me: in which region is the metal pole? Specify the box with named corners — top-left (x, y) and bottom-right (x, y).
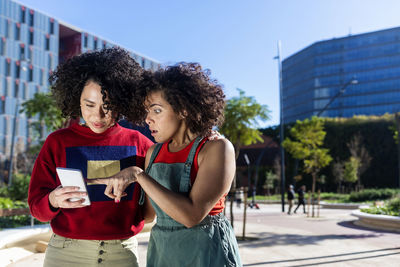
top-left (275, 41), bottom-right (286, 212)
top-left (316, 78), bottom-right (358, 117)
top-left (8, 93), bottom-right (20, 186)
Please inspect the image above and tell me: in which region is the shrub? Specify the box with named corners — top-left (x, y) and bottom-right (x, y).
top-left (387, 196), bottom-right (400, 213)
top-left (349, 188), bottom-right (399, 202)
top-left (0, 174), bottom-right (31, 201)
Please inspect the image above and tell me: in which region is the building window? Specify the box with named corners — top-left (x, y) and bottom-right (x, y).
top-left (141, 58), bottom-right (145, 68)
top-left (0, 38), bottom-right (5, 56)
top-left (84, 34), bottom-right (88, 48)
top-left (28, 46), bottom-right (33, 62)
top-left (14, 80), bottom-right (19, 98)
top-left (50, 18), bottom-right (54, 34)
top-left (29, 10), bottom-right (34, 27)
top-left (45, 35), bottom-right (50, 50)
top-left (6, 59), bottom-right (11, 77)
top-left (16, 62), bottom-right (20, 78)
top-left (15, 23), bottom-right (20, 41)
top-left (5, 20), bottom-right (9, 38)
top-left (20, 44), bottom-right (25, 60)
top-left (28, 66), bottom-right (33, 82)
top-left (21, 82), bottom-right (26, 99)
top-left (94, 38), bottom-right (97, 50)
top-left (21, 6), bottom-right (26, 23)
top-left (39, 69), bottom-right (44, 85)
top-left (29, 29), bottom-right (34, 45)
top-left (48, 54), bottom-right (52, 70)
top-left (5, 78), bottom-right (11, 96)
top-left (1, 96), bottom-right (5, 114)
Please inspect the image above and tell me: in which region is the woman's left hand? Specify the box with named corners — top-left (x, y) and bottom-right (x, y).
top-left (92, 166), bottom-right (144, 202)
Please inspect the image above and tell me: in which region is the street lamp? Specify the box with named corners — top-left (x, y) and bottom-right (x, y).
top-left (316, 78), bottom-right (358, 117)
top-left (8, 83), bottom-right (20, 186)
top-left (291, 77), bottom-right (359, 188)
top-left (274, 40), bottom-right (286, 213)
top-left (7, 63), bottom-right (29, 186)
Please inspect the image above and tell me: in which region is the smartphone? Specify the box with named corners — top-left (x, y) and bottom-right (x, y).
top-left (56, 167), bottom-right (91, 206)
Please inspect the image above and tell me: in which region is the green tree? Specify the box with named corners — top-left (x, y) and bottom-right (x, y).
top-left (347, 133), bottom-right (371, 191)
top-left (20, 92), bottom-right (65, 141)
top-left (218, 88), bottom-right (270, 227)
top-left (282, 116), bottom-right (332, 217)
top-left (17, 92), bottom-right (66, 174)
top-left (344, 157), bottom-right (359, 190)
top-left (219, 88), bottom-right (270, 159)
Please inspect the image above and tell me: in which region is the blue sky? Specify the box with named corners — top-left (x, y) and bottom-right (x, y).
top-left (17, 0), bottom-right (400, 127)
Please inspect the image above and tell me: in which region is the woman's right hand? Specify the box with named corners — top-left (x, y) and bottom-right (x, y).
top-left (48, 185), bottom-right (88, 209)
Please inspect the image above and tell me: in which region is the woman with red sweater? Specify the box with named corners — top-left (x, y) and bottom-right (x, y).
top-left (94, 63), bottom-right (242, 266)
top-left (28, 47), bottom-right (154, 267)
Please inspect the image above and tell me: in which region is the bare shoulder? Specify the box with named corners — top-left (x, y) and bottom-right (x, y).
top-left (146, 143), bottom-right (158, 156)
top-left (199, 138), bottom-right (235, 159)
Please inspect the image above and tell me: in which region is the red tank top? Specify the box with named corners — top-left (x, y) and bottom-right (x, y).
top-left (153, 138), bottom-right (226, 215)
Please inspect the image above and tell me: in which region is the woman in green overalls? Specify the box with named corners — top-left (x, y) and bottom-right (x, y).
top-left (95, 63), bottom-right (242, 266)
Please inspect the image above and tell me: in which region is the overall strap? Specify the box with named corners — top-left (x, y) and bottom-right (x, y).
top-left (179, 136), bottom-right (204, 193)
top-left (145, 143), bottom-right (163, 173)
top-left (139, 143), bottom-right (163, 205)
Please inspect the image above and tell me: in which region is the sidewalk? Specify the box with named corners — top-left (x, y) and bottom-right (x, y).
top-left (1, 204), bottom-right (399, 266)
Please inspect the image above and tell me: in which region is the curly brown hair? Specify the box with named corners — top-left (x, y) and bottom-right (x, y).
top-left (49, 47), bottom-right (143, 119)
top-left (126, 63), bottom-right (225, 137)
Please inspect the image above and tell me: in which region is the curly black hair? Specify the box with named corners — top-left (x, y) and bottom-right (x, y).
top-left (126, 63), bottom-right (225, 137)
top-left (49, 47), bottom-right (143, 119)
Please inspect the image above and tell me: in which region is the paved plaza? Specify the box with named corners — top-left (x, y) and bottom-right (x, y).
top-left (1, 204), bottom-right (399, 266)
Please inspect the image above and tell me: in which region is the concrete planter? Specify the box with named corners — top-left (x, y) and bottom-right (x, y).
top-left (351, 210), bottom-right (400, 233)
top-left (320, 202), bottom-right (369, 210)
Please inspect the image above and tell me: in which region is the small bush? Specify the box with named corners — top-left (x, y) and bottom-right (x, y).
top-left (349, 188), bottom-right (399, 202)
top-left (0, 197), bottom-right (28, 209)
top-left (0, 174), bottom-right (30, 201)
top-left (387, 196), bottom-right (400, 212)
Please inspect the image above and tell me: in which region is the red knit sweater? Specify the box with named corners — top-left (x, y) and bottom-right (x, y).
top-left (28, 123), bottom-right (153, 240)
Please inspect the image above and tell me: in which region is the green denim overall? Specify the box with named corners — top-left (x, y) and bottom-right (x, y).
top-left (145, 137), bottom-right (242, 267)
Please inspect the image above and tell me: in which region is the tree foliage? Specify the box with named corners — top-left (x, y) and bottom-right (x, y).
top-left (219, 88), bottom-right (270, 158)
top-left (20, 92), bottom-right (65, 140)
top-left (343, 157), bottom-right (359, 184)
top-left (282, 116), bottom-right (332, 175)
top-left (282, 116), bottom-right (332, 216)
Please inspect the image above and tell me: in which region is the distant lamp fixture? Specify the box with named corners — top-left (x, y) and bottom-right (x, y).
top-left (317, 77), bottom-right (358, 117)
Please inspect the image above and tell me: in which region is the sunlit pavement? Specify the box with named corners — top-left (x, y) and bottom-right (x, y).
top-left (2, 204), bottom-right (399, 266)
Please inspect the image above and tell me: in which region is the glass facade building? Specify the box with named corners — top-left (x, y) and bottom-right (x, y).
top-left (282, 27), bottom-right (400, 123)
top-left (0, 0), bottom-right (160, 162)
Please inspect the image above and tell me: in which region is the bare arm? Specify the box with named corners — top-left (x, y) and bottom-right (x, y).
top-left (136, 138), bottom-right (235, 228)
top-left (142, 145), bottom-right (156, 223)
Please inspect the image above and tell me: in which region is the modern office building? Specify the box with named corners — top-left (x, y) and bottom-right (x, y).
top-left (282, 26), bottom-right (400, 123)
top-left (0, 0), bottom-right (160, 163)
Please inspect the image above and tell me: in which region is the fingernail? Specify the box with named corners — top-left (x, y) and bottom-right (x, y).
top-left (115, 199), bottom-right (120, 203)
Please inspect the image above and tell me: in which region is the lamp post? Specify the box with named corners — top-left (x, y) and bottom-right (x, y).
top-left (8, 83), bottom-right (20, 186)
top-left (244, 153), bottom-right (250, 191)
top-left (274, 40), bottom-right (286, 212)
top-left (291, 77), bottom-right (359, 189)
top-left (316, 78), bottom-right (358, 117)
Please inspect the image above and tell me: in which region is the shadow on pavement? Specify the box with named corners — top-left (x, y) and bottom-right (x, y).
top-left (243, 247), bottom-right (400, 266)
top-left (238, 231), bottom-right (382, 248)
top-left (337, 220), bottom-right (400, 234)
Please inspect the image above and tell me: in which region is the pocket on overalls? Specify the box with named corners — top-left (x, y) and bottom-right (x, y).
top-left (48, 233), bottom-right (73, 249)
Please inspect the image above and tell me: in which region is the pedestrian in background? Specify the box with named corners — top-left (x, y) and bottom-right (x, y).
top-left (287, 184), bottom-right (295, 214)
top-left (294, 185), bottom-right (307, 214)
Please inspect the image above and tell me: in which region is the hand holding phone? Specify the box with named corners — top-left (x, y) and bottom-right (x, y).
top-left (56, 167), bottom-right (91, 206)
